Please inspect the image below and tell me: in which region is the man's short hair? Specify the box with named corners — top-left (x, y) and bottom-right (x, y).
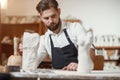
top-left (36, 0), bottom-right (59, 14)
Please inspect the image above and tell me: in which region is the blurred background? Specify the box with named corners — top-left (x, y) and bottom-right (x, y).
top-left (0, 0), bottom-right (120, 71)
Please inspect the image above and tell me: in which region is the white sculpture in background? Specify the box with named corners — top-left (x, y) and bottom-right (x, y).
top-left (77, 28), bottom-right (94, 73)
top-left (22, 32), bottom-right (40, 71)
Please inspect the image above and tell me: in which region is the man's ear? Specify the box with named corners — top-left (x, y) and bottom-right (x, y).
top-left (58, 8), bottom-right (61, 15)
top-left (39, 13), bottom-right (42, 20)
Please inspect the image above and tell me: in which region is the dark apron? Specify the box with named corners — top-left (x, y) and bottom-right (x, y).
top-left (49, 29), bottom-right (78, 69)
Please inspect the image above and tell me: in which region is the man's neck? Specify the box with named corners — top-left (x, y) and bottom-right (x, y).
top-left (53, 20), bottom-right (61, 34)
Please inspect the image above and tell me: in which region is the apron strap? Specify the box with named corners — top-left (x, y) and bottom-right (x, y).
top-left (49, 34), bottom-right (54, 51)
top-left (63, 29), bottom-right (73, 44)
top-left (49, 34), bottom-right (53, 45)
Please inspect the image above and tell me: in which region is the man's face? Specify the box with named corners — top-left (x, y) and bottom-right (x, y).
top-left (40, 7), bottom-right (61, 31)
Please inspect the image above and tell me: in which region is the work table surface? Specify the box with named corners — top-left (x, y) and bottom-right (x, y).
top-left (10, 69), bottom-right (120, 80)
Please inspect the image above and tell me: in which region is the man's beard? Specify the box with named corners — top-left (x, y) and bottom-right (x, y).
top-left (47, 19), bottom-right (60, 31)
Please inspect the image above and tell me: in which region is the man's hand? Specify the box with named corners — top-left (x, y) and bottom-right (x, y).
top-left (18, 43), bottom-right (23, 54)
top-left (62, 62), bottom-right (78, 71)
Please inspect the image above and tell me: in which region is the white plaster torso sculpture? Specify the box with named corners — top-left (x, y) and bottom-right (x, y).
top-left (77, 29), bottom-right (94, 73)
top-left (22, 32), bottom-right (40, 71)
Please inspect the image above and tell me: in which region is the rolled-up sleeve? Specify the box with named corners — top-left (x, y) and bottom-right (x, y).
top-left (72, 23), bottom-right (87, 46)
top-left (73, 22), bottom-right (93, 47)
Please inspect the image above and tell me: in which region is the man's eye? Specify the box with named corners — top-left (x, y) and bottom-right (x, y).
top-left (51, 15), bottom-right (56, 18)
top-left (44, 17), bottom-right (49, 20)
